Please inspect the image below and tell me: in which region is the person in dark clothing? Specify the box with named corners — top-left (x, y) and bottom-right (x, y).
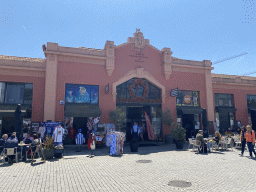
top-left (239, 126), bottom-right (247, 157)
top-left (0, 134), bottom-right (8, 154)
top-left (185, 124), bottom-right (192, 141)
top-left (5, 134), bottom-right (18, 164)
top-left (214, 131), bottom-right (221, 145)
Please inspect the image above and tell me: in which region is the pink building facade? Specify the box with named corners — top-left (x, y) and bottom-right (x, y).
top-left (0, 30), bottom-right (256, 141)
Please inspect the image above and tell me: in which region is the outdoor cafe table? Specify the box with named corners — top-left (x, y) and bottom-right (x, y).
top-left (18, 143), bottom-right (29, 161)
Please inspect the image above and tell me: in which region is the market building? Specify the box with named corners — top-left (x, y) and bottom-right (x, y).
top-left (0, 29), bottom-right (256, 141)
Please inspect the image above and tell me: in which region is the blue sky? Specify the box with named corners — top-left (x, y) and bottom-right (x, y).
top-left (0, 0), bottom-right (255, 76)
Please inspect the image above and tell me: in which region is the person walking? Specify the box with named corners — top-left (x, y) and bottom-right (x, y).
top-left (245, 125), bottom-right (256, 159)
top-left (239, 126), bottom-right (247, 156)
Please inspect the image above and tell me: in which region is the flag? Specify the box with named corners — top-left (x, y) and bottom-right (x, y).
top-left (144, 112), bottom-right (156, 140)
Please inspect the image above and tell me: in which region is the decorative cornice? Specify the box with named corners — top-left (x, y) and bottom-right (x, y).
top-left (105, 41), bottom-right (116, 76)
top-left (161, 48), bottom-right (173, 80)
top-left (44, 51), bottom-right (106, 60)
top-left (0, 67), bottom-right (45, 77)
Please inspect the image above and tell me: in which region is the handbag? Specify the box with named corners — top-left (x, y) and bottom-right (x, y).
top-left (90, 141), bottom-right (95, 150)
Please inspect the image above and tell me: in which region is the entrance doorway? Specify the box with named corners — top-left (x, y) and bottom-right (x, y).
top-left (126, 106), bottom-right (150, 142)
top-left (182, 114), bottom-right (194, 140)
top-left (2, 116), bottom-right (15, 136)
top-left (73, 117), bottom-right (88, 141)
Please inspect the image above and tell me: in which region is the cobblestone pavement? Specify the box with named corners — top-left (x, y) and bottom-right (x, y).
top-left (1, 143), bottom-right (256, 192)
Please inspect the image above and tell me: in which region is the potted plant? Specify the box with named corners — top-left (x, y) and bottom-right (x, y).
top-left (54, 144), bottom-right (64, 158)
top-left (43, 135), bottom-right (54, 159)
top-left (130, 138), bottom-right (139, 152)
top-left (161, 108), bottom-right (175, 144)
top-left (171, 125), bottom-right (186, 149)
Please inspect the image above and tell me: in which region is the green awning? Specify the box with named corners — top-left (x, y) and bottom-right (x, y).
top-left (248, 105), bottom-right (256, 111)
top-left (176, 106), bottom-right (203, 114)
top-left (0, 104), bottom-right (30, 117)
top-left (65, 104), bottom-right (101, 117)
top-left (215, 106), bottom-right (237, 113)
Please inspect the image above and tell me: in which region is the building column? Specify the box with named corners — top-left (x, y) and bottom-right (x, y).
top-left (43, 43), bottom-right (58, 122)
top-left (204, 60), bottom-right (215, 134)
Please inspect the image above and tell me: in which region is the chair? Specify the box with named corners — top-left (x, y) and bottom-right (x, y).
top-left (27, 146), bottom-right (40, 161)
top-left (211, 143), bottom-right (219, 151)
top-left (193, 140), bottom-right (201, 152)
top-left (0, 146), bottom-right (5, 161)
top-left (2, 147), bottom-right (18, 164)
top-left (188, 138), bottom-right (195, 150)
top-left (226, 138), bottom-right (234, 151)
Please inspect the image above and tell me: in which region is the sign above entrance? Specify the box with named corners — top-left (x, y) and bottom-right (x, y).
top-left (129, 51), bottom-right (148, 63)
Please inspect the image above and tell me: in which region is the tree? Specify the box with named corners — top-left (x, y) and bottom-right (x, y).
top-left (109, 108), bottom-right (126, 132)
top-left (161, 108), bottom-right (175, 135)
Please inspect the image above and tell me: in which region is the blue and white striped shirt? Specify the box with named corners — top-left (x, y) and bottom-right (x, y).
top-left (76, 133), bottom-right (84, 145)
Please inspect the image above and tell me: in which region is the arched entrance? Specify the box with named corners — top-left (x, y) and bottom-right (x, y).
top-left (112, 68), bottom-right (165, 141)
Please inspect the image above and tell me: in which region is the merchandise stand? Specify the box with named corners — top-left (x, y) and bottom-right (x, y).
top-left (109, 132), bottom-right (126, 156)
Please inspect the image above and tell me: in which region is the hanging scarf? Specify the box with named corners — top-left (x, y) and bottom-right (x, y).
top-left (144, 112), bottom-right (156, 140)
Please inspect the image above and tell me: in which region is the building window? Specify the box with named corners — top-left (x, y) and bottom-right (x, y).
top-left (0, 82), bottom-right (33, 104)
top-left (65, 84), bottom-right (99, 104)
top-left (176, 90), bottom-right (200, 106)
top-left (214, 94), bottom-right (233, 107)
top-left (247, 95), bottom-right (256, 106)
top-left (116, 78), bottom-right (161, 103)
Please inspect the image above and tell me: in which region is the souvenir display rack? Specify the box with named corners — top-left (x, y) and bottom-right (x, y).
top-left (109, 131), bottom-right (126, 156)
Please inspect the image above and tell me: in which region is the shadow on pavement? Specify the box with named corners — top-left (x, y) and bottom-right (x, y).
top-left (61, 142), bottom-right (238, 157)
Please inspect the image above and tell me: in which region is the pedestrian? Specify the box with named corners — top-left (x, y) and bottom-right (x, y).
top-left (245, 125), bottom-right (256, 159)
top-left (131, 122), bottom-right (139, 139)
top-left (239, 126), bottom-right (247, 156)
top-left (89, 133), bottom-right (96, 157)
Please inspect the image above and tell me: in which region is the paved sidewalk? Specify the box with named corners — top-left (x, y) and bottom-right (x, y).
top-left (1, 143), bottom-right (256, 192)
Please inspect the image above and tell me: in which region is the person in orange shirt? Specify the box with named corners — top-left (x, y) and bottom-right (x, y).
top-left (245, 125), bottom-right (256, 159)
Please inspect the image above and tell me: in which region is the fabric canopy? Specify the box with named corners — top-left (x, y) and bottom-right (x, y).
top-left (215, 106), bottom-right (237, 113)
top-left (177, 106), bottom-right (203, 114)
top-left (248, 105), bottom-right (256, 111)
top-left (0, 104), bottom-right (30, 117)
top-left (65, 104), bottom-right (101, 117)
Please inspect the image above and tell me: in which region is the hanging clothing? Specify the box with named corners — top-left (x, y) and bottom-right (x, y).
top-left (68, 127), bottom-right (76, 139)
top-left (38, 127), bottom-right (46, 138)
top-left (145, 112), bottom-right (156, 140)
top-left (53, 126), bottom-right (65, 143)
top-left (76, 133), bottom-right (85, 145)
top-left (87, 133), bottom-right (92, 149)
top-left (87, 118), bottom-right (94, 130)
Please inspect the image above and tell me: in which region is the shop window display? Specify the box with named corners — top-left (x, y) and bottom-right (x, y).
top-left (176, 90), bottom-right (199, 106)
top-left (65, 84), bottom-right (99, 104)
top-left (116, 78), bottom-right (161, 103)
top-left (214, 94), bottom-right (233, 107)
top-left (247, 95), bottom-right (256, 106)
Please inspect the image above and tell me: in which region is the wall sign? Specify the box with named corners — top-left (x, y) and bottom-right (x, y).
top-left (170, 88), bottom-right (178, 97)
top-left (183, 95), bottom-right (191, 104)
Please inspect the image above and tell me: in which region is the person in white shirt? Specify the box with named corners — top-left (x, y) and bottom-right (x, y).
top-left (131, 122), bottom-right (140, 139)
top-left (53, 124), bottom-right (65, 145)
